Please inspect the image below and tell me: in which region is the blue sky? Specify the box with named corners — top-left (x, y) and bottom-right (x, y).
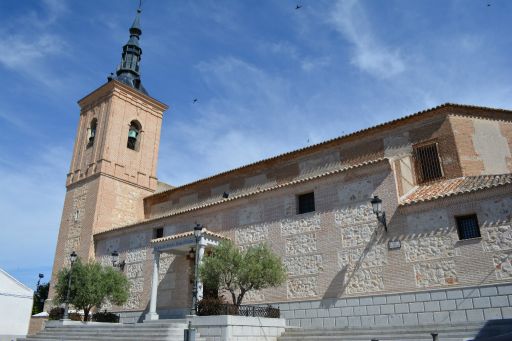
top-left (1, 0), bottom-right (511, 289)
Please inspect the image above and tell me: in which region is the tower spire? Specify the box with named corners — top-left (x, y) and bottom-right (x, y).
top-left (108, 8), bottom-right (148, 95)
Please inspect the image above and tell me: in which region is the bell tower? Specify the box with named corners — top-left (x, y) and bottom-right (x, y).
top-left (47, 8), bottom-right (168, 305)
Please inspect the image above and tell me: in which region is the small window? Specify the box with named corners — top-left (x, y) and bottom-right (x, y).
top-left (127, 120), bottom-right (142, 150)
top-left (413, 142), bottom-right (443, 183)
top-left (153, 227), bottom-right (164, 239)
top-left (456, 214), bottom-right (481, 240)
top-left (297, 192), bottom-right (315, 214)
top-left (73, 210), bottom-right (80, 222)
top-left (87, 119), bottom-right (97, 147)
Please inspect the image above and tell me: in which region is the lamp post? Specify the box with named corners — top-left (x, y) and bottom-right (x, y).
top-left (63, 251), bottom-right (77, 320)
top-left (111, 251), bottom-right (126, 271)
top-left (36, 273), bottom-right (44, 309)
top-left (370, 196), bottom-right (387, 232)
top-left (37, 273), bottom-right (44, 290)
top-left (191, 223), bottom-right (204, 316)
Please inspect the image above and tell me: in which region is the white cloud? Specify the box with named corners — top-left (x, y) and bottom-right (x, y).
top-left (0, 1), bottom-right (68, 87)
top-left (329, 0), bottom-right (405, 78)
top-left (0, 34), bottom-right (64, 70)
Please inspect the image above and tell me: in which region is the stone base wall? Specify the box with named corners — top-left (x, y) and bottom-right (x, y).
top-left (28, 317), bottom-right (47, 335)
top-left (277, 283), bottom-right (512, 329)
top-left (115, 307), bottom-right (191, 324)
top-left (186, 315), bottom-right (286, 341)
top-left (117, 310), bottom-right (145, 324)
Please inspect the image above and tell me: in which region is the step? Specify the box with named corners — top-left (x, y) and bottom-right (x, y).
top-left (278, 321), bottom-right (512, 341)
top-left (22, 320), bottom-right (206, 341)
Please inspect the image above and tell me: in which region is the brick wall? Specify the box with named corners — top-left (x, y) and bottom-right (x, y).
top-left (95, 158), bottom-right (512, 314)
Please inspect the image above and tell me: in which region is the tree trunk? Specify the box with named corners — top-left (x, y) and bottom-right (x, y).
top-left (236, 288), bottom-right (247, 307)
top-left (229, 290), bottom-right (237, 306)
top-left (84, 307), bottom-right (90, 322)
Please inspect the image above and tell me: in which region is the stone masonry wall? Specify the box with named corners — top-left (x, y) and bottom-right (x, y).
top-left (278, 283), bottom-right (512, 329)
top-left (95, 160), bottom-right (512, 325)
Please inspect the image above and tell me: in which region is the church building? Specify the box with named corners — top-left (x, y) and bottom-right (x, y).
top-left (47, 9), bottom-right (512, 328)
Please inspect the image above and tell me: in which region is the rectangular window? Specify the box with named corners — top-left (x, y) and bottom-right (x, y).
top-left (456, 214), bottom-right (481, 240)
top-left (153, 227), bottom-right (164, 239)
top-left (297, 192), bottom-right (315, 214)
top-left (413, 142), bottom-right (443, 183)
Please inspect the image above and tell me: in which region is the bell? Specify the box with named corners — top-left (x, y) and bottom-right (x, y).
top-left (128, 129), bottom-right (138, 138)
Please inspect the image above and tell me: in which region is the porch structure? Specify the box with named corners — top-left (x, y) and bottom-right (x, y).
top-left (144, 229), bottom-right (229, 321)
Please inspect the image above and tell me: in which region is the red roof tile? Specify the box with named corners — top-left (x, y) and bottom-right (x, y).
top-left (401, 174), bottom-right (512, 205)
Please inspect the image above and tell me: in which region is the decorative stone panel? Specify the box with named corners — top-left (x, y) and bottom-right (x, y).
top-left (334, 204), bottom-right (374, 226)
top-left (413, 260), bottom-right (458, 288)
top-left (483, 225), bottom-right (512, 252)
top-left (338, 245), bottom-right (387, 270)
top-left (403, 235), bottom-right (458, 262)
top-left (238, 243), bottom-right (264, 252)
top-left (158, 254), bottom-right (176, 289)
top-left (339, 223), bottom-right (377, 248)
top-left (286, 233), bottom-right (317, 256)
top-left (96, 254), bottom-right (111, 267)
top-left (64, 237), bottom-right (80, 266)
top-left (236, 224), bottom-right (269, 244)
top-left (123, 293), bottom-right (142, 310)
top-left (493, 251), bottom-right (512, 280)
top-left (344, 268), bottom-right (384, 294)
top-left (284, 255), bottom-right (323, 276)
top-left (244, 290), bottom-right (265, 303)
top-left (125, 249), bottom-right (147, 263)
top-left (129, 233), bottom-right (147, 249)
top-left (126, 263), bottom-right (144, 279)
top-left (287, 276), bottom-right (318, 299)
top-left (281, 215), bottom-right (321, 236)
top-left (67, 224), bottom-right (82, 239)
top-left (129, 277), bottom-right (144, 293)
top-left (159, 254), bottom-right (176, 275)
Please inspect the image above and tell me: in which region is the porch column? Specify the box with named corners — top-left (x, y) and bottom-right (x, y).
top-left (145, 250), bottom-right (160, 321)
top-left (197, 237), bottom-right (206, 301)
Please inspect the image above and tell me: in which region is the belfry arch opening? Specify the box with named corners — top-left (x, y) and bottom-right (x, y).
top-left (87, 118), bottom-right (97, 147)
top-left (127, 120), bottom-right (142, 151)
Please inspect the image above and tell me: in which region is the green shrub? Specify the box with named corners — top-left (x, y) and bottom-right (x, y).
top-left (48, 307), bottom-right (64, 320)
top-left (91, 310), bottom-right (120, 323)
top-left (48, 307), bottom-right (83, 321)
top-left (69, 312), bottom-right (82, 321)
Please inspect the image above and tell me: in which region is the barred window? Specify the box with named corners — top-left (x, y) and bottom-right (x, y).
top-left (297, 192), bottom-right (315, 214)
top-left (456, 214), bottom-right (481, 240)
top-left (413, 142), bottom-right (443, 183)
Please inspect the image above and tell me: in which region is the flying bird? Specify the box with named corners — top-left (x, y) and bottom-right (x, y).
top-left (296, 4), bottom-right (302, 10)
top-left (193, 98), bottom-right (198, 104)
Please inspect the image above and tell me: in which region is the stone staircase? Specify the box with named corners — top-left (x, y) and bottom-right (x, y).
top-left (277, 320), bottom-right (512, 341)
top-left (19, 319), bottom-right (206, 341)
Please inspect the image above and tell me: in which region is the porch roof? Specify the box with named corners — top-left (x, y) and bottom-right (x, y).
top-left (150, 229), bottom-right (229, 252)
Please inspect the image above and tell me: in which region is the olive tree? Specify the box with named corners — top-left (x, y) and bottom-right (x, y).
top-left (54, 259), bottom-right (129, 321)
top-left (199, 240), bottom-right (286, 306)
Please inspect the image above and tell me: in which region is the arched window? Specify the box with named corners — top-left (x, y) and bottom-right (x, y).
top-left (87, 118), bottom-right (97, 147)
top-left (127, 120), bottom-right (142, 150)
